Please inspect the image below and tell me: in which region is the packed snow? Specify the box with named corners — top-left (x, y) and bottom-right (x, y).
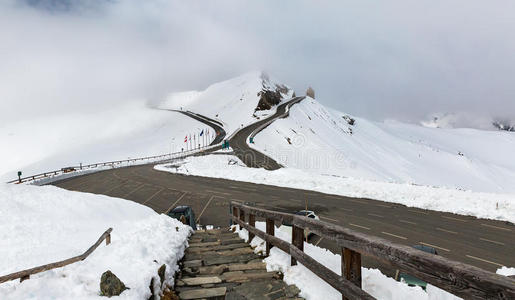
top-left (155, 155), bottom-right (515, 223)
top-left (233, 222), bottom-right (461, 300)
top-left (0, 100), bottom-right (212, 182)
top-left (0, 183), bottom-right (192, 299)
top-left (158, 71), bottom-right (294, 135)
top-left (249, 97), bottom-right (515, 194)
top-left (496, 266), bottom-right (515, 277)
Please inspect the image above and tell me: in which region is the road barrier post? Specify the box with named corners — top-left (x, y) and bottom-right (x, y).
top-left (291, 225), bottom-right (304, 266)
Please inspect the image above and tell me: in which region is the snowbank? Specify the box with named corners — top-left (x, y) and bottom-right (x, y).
top-left (496, 266), bottom-right (515, 277)
top-left (0, 184), bottom-right (192, 299)
top-left (250, 97), bottom-right (515, 194)
top-left (155, 155), bottom-right (515, 223)
top-left (233, 222), bottom-right (460, 300)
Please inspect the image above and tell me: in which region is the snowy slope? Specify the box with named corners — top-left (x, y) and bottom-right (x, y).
top-left (158, 71), bottom-right (294, 135)
top-left (251, 97), bottom-right (515, 194)
top-left (0, 183), bottom-right (192, 299)
top-left (0, 100), bottom-right (210, 182)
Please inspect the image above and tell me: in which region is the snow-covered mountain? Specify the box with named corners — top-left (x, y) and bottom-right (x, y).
top-left (251, 98), bottom-right (515, 194)
top-left (0, 71), bottom-right (292, 181)
top-left (421, 112), bottom-right (515, 132)
top-left (158, 71), bottom-right (294, 134)
top-left (3, 71), bottom-right (514, 195)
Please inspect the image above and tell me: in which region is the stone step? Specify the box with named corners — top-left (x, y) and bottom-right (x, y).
top-left (186, 242), bottom-right (249, 253)
top-left (178, 287), bottom-right (226, 300)
top-left (177, 276), bottom-right (222, 286)
top-left (189, 241), bottom-right (221, 248)
top-left (203, 253), bottom-right (260, 266)
top-left (221, 270), bottom-right (280, 283)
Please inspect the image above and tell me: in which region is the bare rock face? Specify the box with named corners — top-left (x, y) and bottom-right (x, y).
top-left (254, 72), bottom-right (292, 111)
top-left (493, 121), bottom-right (515, 132)
top-left (306, 86), bottom-right (315, 99)
top-left (256, 89), bottom-right (282, 111)
top-left (100, 270), bottom-right (128, 297)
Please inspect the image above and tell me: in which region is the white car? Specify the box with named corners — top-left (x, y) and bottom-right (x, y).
top-left (279, 210), bottom-right (320, 240)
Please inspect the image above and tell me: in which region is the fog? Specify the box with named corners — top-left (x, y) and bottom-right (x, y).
top-left (2, 0), bottom-right (515, 126)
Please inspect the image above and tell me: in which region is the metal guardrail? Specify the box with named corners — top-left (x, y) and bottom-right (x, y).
top-left (0, 228), bottom-right (113, 284)
top-left (231, 202), bottom-right (515, 300)
top-left (7, 144), bottom-right (217, 185)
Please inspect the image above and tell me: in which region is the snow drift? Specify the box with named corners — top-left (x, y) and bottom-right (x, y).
top-left (0, 183), bottom-right (192, 299)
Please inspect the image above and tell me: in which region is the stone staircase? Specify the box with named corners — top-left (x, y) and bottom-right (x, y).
top-left (174, 228), bottom-right (304, 300)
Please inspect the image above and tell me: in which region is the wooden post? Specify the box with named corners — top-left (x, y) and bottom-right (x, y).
top-left (248, 214), bottom-right (255, 241)
top-left (239, 209), bottom-right (245, 223)
top-left (266, 218), bottom-right (274, 256)
top-left (342, 247), bottom-right (362, 300)
top-left (291, 225), bottom-right (304, 266)
top-left (106, 234), bottom-right (111, 245)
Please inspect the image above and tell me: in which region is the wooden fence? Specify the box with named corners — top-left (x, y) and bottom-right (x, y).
top-left (0, 228), bottom-right (112, 284)
top-left (230, 201), bottom-right (515, 300)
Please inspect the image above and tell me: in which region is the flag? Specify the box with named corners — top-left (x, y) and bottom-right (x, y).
top-left (184, 135), bottom-right (188, 143)
top-left (200, 129), bottom-right (204, 136)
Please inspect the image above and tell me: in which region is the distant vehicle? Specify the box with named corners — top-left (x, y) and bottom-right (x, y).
top-left (395, 245), bottom-right (438, 290)
top-left (167, 206), bottom-right (197, 230)
top-left (280, 210), bottom-right (320, 240)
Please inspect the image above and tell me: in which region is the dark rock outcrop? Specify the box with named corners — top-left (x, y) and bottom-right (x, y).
top-left (256, 89), bottom-right (282, 111)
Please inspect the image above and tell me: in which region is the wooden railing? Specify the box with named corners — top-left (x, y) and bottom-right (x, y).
top-left (0, 228), bottom-right (113, 284)
top-left (230, 202), bottom-right (515, 300)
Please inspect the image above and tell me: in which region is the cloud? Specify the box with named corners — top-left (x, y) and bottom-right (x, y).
top-left (1, 0), bottom-right (515, 126)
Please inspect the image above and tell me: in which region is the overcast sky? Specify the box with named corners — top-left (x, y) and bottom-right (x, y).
top-left (2, 0), bottom-right (515, 125)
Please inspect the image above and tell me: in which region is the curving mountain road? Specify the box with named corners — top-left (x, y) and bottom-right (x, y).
top-left (229, 96), bottom-right (305, 170)
top-left (165, 110), bottom-right (227, 146)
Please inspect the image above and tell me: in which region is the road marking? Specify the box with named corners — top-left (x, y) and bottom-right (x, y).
top-left (367, 213), bottom-right (384, 218)
top-left (103, 180), bottom-right (130, 194)
top-left (419, 242), bottom-right (450, 252)
top-left (289, 199), bottom-right (302, 203)
top-left (164, 191), bottom-right (188, 214)
top-left (479, 238), bottom-right (505, 246)
top-left (320, 216), bottom-right (338, 222)
top-left (399, 220), bottom-right (417, 225)
top-left (382, 231), bottom-right (407, 240)
top-left (315, 237), bottom-right (324, 246)
top-left (348, 199), bottom-right (365, 204)
top-left (122, 183), bottom-right (146, 198)
top-left (205, 189), bottom-right (231, 196)
top-left (375, 204), bottom-right (392, 208)
top-left (481, 223), bottom-right (512, 232)
top-left (442, 216), bottom-right (467, 222)
top-left (436, 227), bottom-right (458, 235)
top-left (340, 208), bottom-right (353, 212)
top-left (465, 255), bottom-right (503, 267)
top-left (407, 209), bottom-right (428, 215)
top-left (349, 223), bottom-right (371, 230)
top-left (196, 195), bottom-right (215, 223)
top-left (142, 187), bottom-right (165, 204)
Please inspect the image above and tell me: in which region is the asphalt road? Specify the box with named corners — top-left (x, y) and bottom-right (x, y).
top-left (229, 97), bottom-right (305, 170)
top-left (166, 110), bottom-right (227, 146)
top-left (51, 165), bottom-right (515, 274)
